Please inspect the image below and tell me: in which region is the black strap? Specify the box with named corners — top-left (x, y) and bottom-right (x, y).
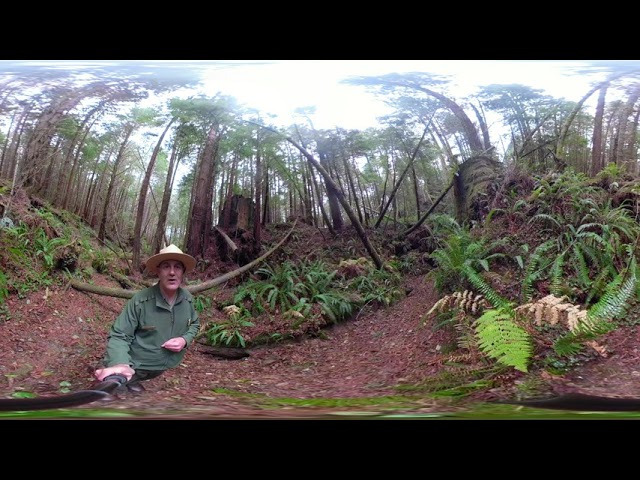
top-left (0, 374), bottom-right (127, 412)
top-left (498, 393), bottom-right (640, 412)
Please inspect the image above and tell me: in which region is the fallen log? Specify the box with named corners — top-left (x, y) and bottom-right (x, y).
top-left (215, 226), bottom-right (238, 253)
top-left (70, 220), bottom-right (297, 299)
top-left (197, 343), bottom-right (250, 359)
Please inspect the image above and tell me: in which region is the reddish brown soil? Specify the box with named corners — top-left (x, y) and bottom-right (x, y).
top-left (1, 189), bottom-right (639, 419)
top-left (1, 265), bottom-right (640, 419)
top-left (0, 272), bottom-right (442, 418)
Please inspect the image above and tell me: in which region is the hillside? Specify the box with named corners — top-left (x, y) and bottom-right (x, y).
top-left (2, 185), bottom-right (640, 419)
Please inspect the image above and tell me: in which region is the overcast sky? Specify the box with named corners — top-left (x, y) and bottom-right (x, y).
top-left (3, 59), bottom-right (638, 130)
top-left (176, 60), bottom-right (637, 130)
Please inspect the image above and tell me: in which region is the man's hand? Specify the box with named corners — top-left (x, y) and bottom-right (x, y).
top-left (95, 364), bottom-right (135, 381)
top-left (162, 337), bottom-right (187, 352)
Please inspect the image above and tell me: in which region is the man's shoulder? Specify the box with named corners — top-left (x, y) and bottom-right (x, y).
top-left (179, 287), bottom-right (194, 302)
top-left (130, 285), bottom-right (158, 304)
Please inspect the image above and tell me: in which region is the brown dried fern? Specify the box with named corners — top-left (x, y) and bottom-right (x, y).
top-left (443, 353), bottom-right (485, 373)
top-left (444, 352), bottom-right (478, 363)
top-left (515, 294), bottom-right (587, 331)
top-left (515, 294), bottom-right (608, 357)
top-left (426, 290), bottom-right (491, 318)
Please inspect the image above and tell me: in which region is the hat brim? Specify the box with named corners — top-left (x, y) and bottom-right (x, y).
top-left (146, 252), bottom-right (196, 274)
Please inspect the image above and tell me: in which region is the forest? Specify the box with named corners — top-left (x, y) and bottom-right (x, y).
top-left (2, 61), bottom-right (640, 418)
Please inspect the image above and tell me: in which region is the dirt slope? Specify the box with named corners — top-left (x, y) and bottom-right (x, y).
top-left (1, 261), bottom-right (640, 419)
top-left (1, 185), bottom-right (639, 418)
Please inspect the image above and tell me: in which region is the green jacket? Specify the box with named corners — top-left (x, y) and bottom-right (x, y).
top-left (104, 283), bottom-right (200, 371)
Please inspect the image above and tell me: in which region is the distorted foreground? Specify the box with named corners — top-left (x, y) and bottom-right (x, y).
top-left (2, 271), bottom-right (640, 419)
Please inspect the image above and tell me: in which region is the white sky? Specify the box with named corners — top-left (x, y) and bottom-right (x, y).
top-left (190, 60), bottom-right (623, 130)
top-left (3, 59), bottom-right (635, 131)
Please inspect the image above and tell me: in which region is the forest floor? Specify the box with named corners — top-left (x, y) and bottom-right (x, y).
top-left (2, 189), bottom-right (640, 420)
top-left (3, 257), bottom-right (640, 420)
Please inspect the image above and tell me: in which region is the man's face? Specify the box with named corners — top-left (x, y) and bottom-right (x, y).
top-left (157, 260), bottom-right (185, 293)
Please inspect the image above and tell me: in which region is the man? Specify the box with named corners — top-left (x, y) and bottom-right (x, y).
top-left (94, 244), bottom-right (200, 394)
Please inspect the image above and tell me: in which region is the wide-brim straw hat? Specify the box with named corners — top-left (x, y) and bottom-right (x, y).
top-left (146, 244), bottom-right (196, 274)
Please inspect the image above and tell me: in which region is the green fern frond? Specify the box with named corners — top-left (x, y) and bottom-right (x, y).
top-left (576, 222), bottom-right (603, 234)
top-left (522, 240), bottom-right (556, 302)
top-left (578, 243), bottom-right (602, 270)
top-left (486, 208), bottom-right (505, 223)
top-left (529, 213), bottom-right (561, 229)
top-left (465, 240), bottom-right (488, 258)
top-left (622, 243), bottom-right (636, 262)
top-left (578, 230), bottom-right (609, 250)
top-left (430, 312), bottom-right (459, 331)
top-left (462, 264), bottom-right (510, 310)
top-left (513, 199), bottom-right (527, 211)
top-left (587, 256), bottom-right (637, 323)
top-left (571, 317), bottom-right (616, 337)
top-left (549, 254), bottom-right (565, 296)
top-left (570, 244), bottom-right (591, 287)
top-left (552, 333), bottom-right (584, 357)
top-left (585, 267), bottom-right (614, 305)
top-left (430, 249), bottom-right (454, 270)
top-left (553, 321), bottom-right (615, 356)
top-left (473, 308), bottom-right (533, 373)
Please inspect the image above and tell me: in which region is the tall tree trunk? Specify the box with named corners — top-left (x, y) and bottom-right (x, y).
top-left (379, 79), bottom-right (485, 155)
top-left (471, 102), bottom-right (492, 153)
top-left (374, 125), bottom-right (428, 228)
top-left (319, 150), bottom-right (344, 232)
top-left (342, 154), bottom-right (362, 225)
top-left (606, 102), bottom-right (623, 167)
top-left (411, 163), bottom-right (421, 220)
top-left (0, 109), bottom-right (18, 178)
top-left (352, 155), bottom-right (369, 227)
top-left (38, 136), bottom-right (63, 198)
top-left (83, 146), bottom-right (108, 224)
top-left (221, 152), bottom-right (239, 229)
top-left (557, 70), bottom-right (640, 161)
top-left (253, 132), bottom-right (263, 246)
top-left (300, 164), bottom-right (314, 224)
top-left (62, 111), bottom-right (101, 210)
top-left (283, 134), bottom-right (383, 269)
top-left (614, 86), bottom-right (640, 171)
top-left (4, 108), bottom-right (30, 188)
top-left (628, 107), bottom-right (640, 174)
top-left (152, 140), bottom-right (180, 254)
top-left (22, 92), bottom-right (81, 189)
top-left (132, 117), bottom-right (175, 271)
top-left (261, 168), bottom-right (270, 226)
top-left (185, 125), bottom-right (218, 259)
top-left (308, 163), bottom-right (332, 233)
top-left (590, 86), bottom-right (607, 176)
top-left (98, 125), bottom-right (133, 242)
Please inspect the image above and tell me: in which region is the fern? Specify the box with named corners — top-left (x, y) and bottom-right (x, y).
top-left (314, 292), bottom-right (353, 324)
top-left (552, 333), bottom-right (585, 357)
top-left (552, 322), bottom-right (615, 357)
top-left (427, 290), bottom-right (490, 318)
top-left (549, 254), bottom-right (565, 296)
top-left (521, 240), bottom-right (555, 302)
top-left (427, 225), bottom-right (505, 294)
top-left (546, 252), bottom-right (637, 357)
top-left (461, 264), bottom-right (510, 310)
top-left (584, 267), bottom-right (613, 305)
top-left (529, 213), bottom-right (561, 230)
top-left (473, 308), bottom-right (533, 373)
top-left (586, 255), bottom-right (637, 324)
top-left (569, 245), bottom-right (588, 286)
